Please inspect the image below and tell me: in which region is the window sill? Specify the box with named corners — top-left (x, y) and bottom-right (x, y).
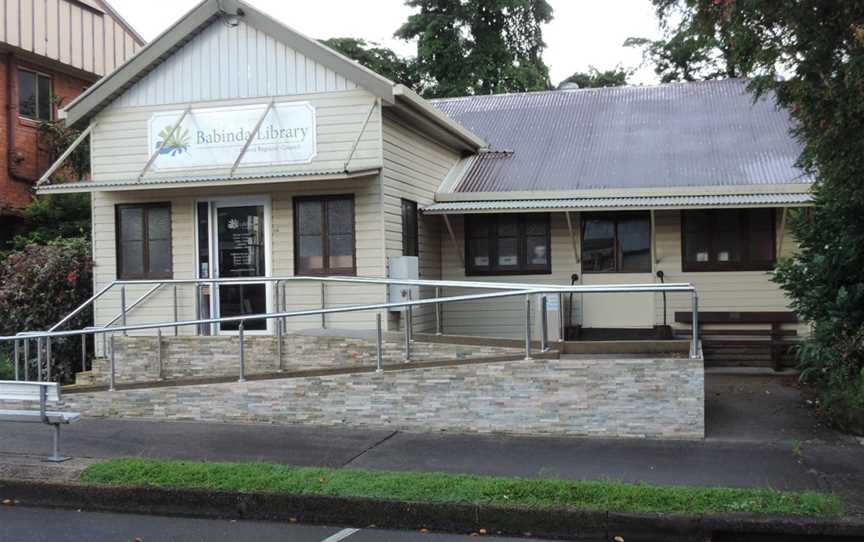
top-left (465, 269), bottom-right (552, 277)
top-left (17, 116), bottom-right (44, 128)
top-left (681, 264), bottom-right (776, 273)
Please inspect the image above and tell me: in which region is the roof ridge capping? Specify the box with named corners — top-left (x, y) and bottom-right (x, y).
top-left (428, 77), bottom-right (756, 104)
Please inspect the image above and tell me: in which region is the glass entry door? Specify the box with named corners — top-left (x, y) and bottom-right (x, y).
top-left (198, 197), bottom-right (271, 333)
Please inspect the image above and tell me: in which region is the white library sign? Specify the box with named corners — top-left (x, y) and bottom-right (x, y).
top-left (147, 102), bottom-right (317, 171)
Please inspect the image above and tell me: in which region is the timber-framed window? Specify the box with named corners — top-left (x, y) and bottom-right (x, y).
top-left (581, 212), bottom-right (651, 273)
top-left (402, 199), bottom-right (419, 257)
top-left (682, 209), bottom-right (776, 272)
top-left (115, 203), bottom-right (172, 280)
top-left (465, 213), bottom-right (551, 276)
top-left (294, 195), bottom-right (356, 276)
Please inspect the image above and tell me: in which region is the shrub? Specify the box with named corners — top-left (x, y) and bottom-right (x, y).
top-left (0, 238), bottom-right (92, 383)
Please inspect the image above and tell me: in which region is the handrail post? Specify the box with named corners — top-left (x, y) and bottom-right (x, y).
top-left (403, 293), bottom-right (412, 362)
top-left (320, 282), bottom-right (326, 329)
top-left (120, 286), bottom-right (127, 336)
top-left (173, 285), bottom-right (179, 336)
top-left (435, 286), bottom-right (442, 335)
top-left (407, 289), bottom-right (414, 344)
top-left (81, 334), bottom-right (87, 373)
top-left (238, 321), bottom-right (246, 382)
top-left (23, 339), bottom-right (30, 381)
top-left (276, 317), bottom-right (284, 372)
top-left (540, 295), bottom-right (548, 352)
top-left (109, 334), bottom-right (116, 392)
top-left (13, 340), bottom-right (20, 380)
top-left (376, 312), bottom-right (383, 373)
top-left (156, 328), bottom-right (164, 381)
top-left (36, 337), bottom-right (43, 382)
top-left (558, 292), bottom-right (565, 342)
top-left (281, 281), bottom-right (288, 331)
top-left (46, 337), bottom-right (52, 381)
top-left (690, 291), bottom-right (699, 359)
top-left (524, 295), bottom-right (533, 360)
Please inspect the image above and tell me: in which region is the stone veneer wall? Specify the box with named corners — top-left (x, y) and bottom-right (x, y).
top-left (90, 334), bottom-right (523, 385)
top-left (57, 356), bottom-right (704, 439)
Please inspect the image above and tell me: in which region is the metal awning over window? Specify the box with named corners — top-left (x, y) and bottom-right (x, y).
top-left (423, 193), bottom-right (813, 214)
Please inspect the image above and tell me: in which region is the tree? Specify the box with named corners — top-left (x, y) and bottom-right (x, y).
top-left (322, 37), bottom-right (420, 90)
top-left (652, 0), bottom-right (864, 432)
top-left (397, 0), bottom-right (553, 97)
top-left (558, 67), bottom-right (629, 89)
top-left (625, 1), bottom-right (757, 83)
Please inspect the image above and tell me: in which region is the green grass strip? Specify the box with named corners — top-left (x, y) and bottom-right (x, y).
top-left (81, 457), bottom-right (843, 516)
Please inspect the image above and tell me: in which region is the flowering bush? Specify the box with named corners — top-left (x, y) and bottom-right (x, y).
top-left (0, 238), bottom-right (92, 383)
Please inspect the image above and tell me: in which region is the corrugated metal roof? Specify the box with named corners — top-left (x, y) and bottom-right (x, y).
top-left (432, 79), bottom-right (811, 193)
top-left (36, 168), bottom-right (379, 193)
top-left (423, 193), bottom-right (813, 214)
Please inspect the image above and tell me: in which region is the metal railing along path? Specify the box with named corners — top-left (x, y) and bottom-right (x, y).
top-left (4, 277), bottom-right (700, 388)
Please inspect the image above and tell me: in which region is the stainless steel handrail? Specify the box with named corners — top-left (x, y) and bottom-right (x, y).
top-left (102, 283), bottom-right (164, 329)
top-left (5, 277), bottom-right (701, 385)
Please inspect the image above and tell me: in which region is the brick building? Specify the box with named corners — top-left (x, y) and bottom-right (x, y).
top-left (0, 0), bottom-right (144, 240)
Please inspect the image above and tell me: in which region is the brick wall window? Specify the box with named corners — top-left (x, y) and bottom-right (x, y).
top-left (18, 68), bottom-right (53, 121)
top-left (294, 195), bottom-right (356, 276)
top-left (116, 203), bottom-right (173, 280)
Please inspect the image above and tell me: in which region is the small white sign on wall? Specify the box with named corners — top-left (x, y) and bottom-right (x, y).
top-left (147, 102), bottom-right (317, 171)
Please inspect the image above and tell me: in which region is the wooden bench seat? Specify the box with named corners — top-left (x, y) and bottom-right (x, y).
top-left (674, 311), bottom-right (801, 370)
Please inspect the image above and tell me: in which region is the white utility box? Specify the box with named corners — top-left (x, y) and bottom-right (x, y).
top-left (388, 256), bottom-right (419, 311)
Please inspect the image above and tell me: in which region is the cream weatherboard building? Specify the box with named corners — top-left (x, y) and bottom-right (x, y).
top-left (40, 0), bottom-right (811, 358)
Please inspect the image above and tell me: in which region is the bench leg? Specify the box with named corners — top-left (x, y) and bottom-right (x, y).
top-left (44, 423), bottom-right (71, 463)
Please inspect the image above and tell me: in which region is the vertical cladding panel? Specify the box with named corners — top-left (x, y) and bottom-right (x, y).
top-left (112, 21), bottom-right (123, 71)
top-left (381, 114), bottom-right (460, 333)
top-left (103, 16), bottom-right (394, 107)
top-left (81, 10), bottom-right (94, 73)
top-left (19, 0), bottom-right (33, 51)
top-left (33, 0), bottom-right (47, 56)
top-left (69, 3), bottom-right (82, 69)
top-left (57, 0), bottom-right (69, 64)
top-left (92, 11), bottom-right (102, 75)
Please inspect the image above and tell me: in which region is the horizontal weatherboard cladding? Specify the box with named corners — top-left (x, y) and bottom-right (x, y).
top-left (432, 79), bottom-right (811, 193)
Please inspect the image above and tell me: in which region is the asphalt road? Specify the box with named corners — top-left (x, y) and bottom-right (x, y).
top-left (0, 506), bottom-right (546, 542)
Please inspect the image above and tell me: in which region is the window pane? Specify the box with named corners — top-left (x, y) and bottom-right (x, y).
top-left (18, 70), bottom-right (37, 119)
top-left (714, 211), bottom-right (741, 263)
top-left (37, 74), bottom-right (52, 120)
top-left (402, 199), bottom-right (418, 257)
top-left (298, 235), bottom-right (323, 272)
top-left (148, 239), bottom-right (172, 275)
top-left (749, 209), bottom-right (775, 262)
top-left (497, 215), bottom-right (518, 237)
top-left (525, 215), bottom-right (547, 236)
top-left (217, 205), bottom-right (264, 278)
top-left (684, 211), bottom-right (711, 264)
top-left (147, 206), bottom-right (171, 241)
top-left (329, 233), bottom-right (354, 270)
top-left (119, 207), bottom-right (143, 241)
top-left (297, 200), bottom-right (322, 235)
top-left (582, 217), bottom-right (615, 272)
top-left (121, 241), bottom-right (144, 277)
top-left (526, 236), bottom-right (548, 266)
top-left (327, 198), bottom-right (353, 235)
top-left (618, 214), bottom-right (651, 272)
top-left (467, 216), bottom-right (490, 239)
top-left (497, 237), bottom-right (518, 267)
top-left (197, 202), bottom-right (210, 278)
top-left (469, 238), bottom-right (490, 268)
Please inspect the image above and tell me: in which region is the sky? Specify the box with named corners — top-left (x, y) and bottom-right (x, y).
top-left (111, 0), bottom-right (664, 86)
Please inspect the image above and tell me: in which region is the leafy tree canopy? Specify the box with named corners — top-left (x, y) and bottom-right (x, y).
top-left (322, 37), bottom-right (420, 89)
top-left (651, 0), bottom-right (864, 432)
top-left (624, 0), bottom-right (758, 83)
top-left (397, 0), bottom-right (553, 97)
top-left (558, 67), bottom-right (629, 89)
